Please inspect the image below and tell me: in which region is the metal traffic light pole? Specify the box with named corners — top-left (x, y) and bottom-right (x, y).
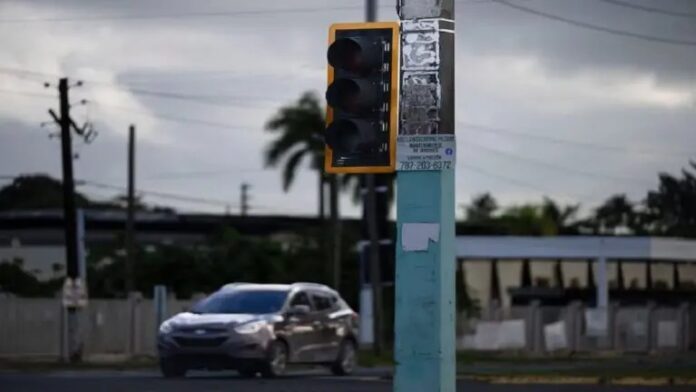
top-left (364, 0), bottom-right (384, 356)
top-left (394, 0), bottom-right (456, 391)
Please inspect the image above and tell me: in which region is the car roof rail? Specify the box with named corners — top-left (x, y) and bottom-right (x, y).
top-left (292, 282), bottom-right (333, 291)
top-left (220, 282), bottom-right (253, 290)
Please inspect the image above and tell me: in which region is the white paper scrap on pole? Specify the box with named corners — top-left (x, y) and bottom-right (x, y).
top-left (396, 134), bottom-right (456, 171)
top-left (402, 223), bottom-right (440, 251)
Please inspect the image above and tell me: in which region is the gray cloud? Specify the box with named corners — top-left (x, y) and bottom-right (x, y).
top-left (0, 0), bottom-right (694, 217)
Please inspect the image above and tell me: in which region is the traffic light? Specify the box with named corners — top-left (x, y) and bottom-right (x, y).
top-left (324, 22), bottom-right (399, 174)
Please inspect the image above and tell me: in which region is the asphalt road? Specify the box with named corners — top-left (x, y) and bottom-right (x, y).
top-left (1, 370), bottom-right (694, 392)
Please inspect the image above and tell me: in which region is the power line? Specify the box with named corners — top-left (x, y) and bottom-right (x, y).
top-left (145, 168), bottom-right (271, 180)
top-left (0, 67), bottom-right (56, 79)
top-left (464, 138), bottom-right (652, 185)
top-left (597, 0), bottom-right (696, 18)
top-left (0, 5), bottom-right (369, 24)
top-left (2, 87), bottom-right (690, 158)
top-left (84, 80), bottom-right (285, 105)
top-left (0, 67), bottom-right (287, 109)
top-left (460, 162), bottom-right (603, 205)
top-left (459, 121), bottom-right (693, 158)
top-left (492, 0), bottom-right (696, 46)
top-left (0, 88), bottom-right (54, 100)
top-left (0, 86), bottom-right (273, 134)
top-left (79, 178), bottom-right (312, 215)
top-left (0, 0), bottom-right (509, 24)
top-left (92, 102), bottom-right (259, 132)
top-left (78, 179), bottom-right (237, 207)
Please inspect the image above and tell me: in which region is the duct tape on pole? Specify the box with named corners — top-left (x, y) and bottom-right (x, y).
top-left (396, 17), bottom-right (456, 171)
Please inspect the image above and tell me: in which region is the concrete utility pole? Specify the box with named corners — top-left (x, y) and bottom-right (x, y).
top-left (329, 176), bottom-right (342, 291)
top-left (363, 0), bottom-right (385, 355)
top-left (395, 0), bottom-right (456, 391)
top-left (125, 125), bottom-right (136, 295)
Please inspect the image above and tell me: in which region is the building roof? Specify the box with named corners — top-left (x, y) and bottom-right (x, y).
top-left (0, 209), bottom-right (360, 246)
top-left (456, 236), bottom-right (696, 262)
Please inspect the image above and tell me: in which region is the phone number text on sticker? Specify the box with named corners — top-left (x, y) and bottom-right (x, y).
top-left (396, 135), bottom-right (456, 171)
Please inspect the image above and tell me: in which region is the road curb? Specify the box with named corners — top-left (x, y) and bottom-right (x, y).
top-left (461, 375), bottom-right (696, 386)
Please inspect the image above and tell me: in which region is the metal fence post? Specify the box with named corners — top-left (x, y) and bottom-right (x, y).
top-left (528, 300), bottom-right (541, 353)
top-left (567, 301), bottom-right (581, 353)
top-left (678, 302), bottom-right (689, 352)
top-left (128, 292), bottom-right (142, 357)
top-left (608, 302), bottom-right (618, 351)
top-left (646, 301), bottom-right (656, 353)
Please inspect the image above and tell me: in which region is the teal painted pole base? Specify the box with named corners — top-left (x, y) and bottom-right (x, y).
top-left (394, 169), bottom-right (456, 392)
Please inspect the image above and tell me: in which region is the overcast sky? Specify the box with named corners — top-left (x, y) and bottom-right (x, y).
top-left (0, 0), bottom-right (694, 218)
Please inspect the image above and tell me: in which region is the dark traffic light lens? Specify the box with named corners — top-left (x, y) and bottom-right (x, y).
top-left (326, 78), bottom-right (359, 112)
top-left (326, 78), bottom-right (378, 113)
top-left (326, 120), bottom-right (361, 154)
top-left (325, 119), bottom-right (378, 154)
top-left (328, 38), bottom-right (362, 73)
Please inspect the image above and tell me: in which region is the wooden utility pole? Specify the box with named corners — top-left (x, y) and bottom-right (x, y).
top-left (54, 77), bottom-right (82, 363)
top-left (240, 182), bottom-right (250, 216)
top-left (58, 79), bottom-right (79, 282)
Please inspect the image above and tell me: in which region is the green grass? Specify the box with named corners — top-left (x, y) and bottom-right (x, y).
top-left (357, 349), bottom-right (393, 367)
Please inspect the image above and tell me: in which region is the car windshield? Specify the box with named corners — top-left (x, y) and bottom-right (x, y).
top-left (191, 289), bottom-right (289, 315)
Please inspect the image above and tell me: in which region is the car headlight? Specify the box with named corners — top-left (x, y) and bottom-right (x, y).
top-left (234, 320), bottom-right (267, 334)
top-left (159, 321), bottom-right (174, 335)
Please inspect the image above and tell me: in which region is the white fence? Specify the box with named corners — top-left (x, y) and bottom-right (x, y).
top-left (1, 296), bottom-right (694, 358)
top-left (460, 302), bottom-right (695, 354)
top-left (0, 295), bottom-right (194, 358)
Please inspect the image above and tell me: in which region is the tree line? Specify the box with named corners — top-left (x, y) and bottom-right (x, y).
top-left (0, 91), bottom-right (694, 301)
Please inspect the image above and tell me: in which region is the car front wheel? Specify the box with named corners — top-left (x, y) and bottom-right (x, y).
top-left (261, 340), bottom-right (288, 378)
top-left (331, 340), bottom-right (356, 376)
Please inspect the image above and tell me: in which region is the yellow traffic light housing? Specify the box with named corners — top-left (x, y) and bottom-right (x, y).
top-left (324, 22), bottom-right (399, 174)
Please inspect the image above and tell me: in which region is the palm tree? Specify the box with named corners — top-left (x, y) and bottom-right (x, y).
top-left (646, 162), bottom-right (696, 237)
top-left (464, 193), bottom-right (498, 223)
top-left (541, 197), bottom-right (579, 234)
top-left (594, 194), bottom-right (636, 234)
top-left (265, 92), bottom-right (325, 202)
top-left (264, 92), bottom-right (342, 288)
top-left (496, 198), bottom-right (579, 235)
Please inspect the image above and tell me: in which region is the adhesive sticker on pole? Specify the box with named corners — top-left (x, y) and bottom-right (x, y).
top-left (396, 134), bottom-right (456, 171)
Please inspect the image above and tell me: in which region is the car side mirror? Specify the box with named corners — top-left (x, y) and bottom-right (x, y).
top-left (288, 304), bottom-right (311, 316)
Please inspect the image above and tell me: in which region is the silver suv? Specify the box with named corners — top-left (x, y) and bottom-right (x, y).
top-left (157, 282), bottom-right (359, 378)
